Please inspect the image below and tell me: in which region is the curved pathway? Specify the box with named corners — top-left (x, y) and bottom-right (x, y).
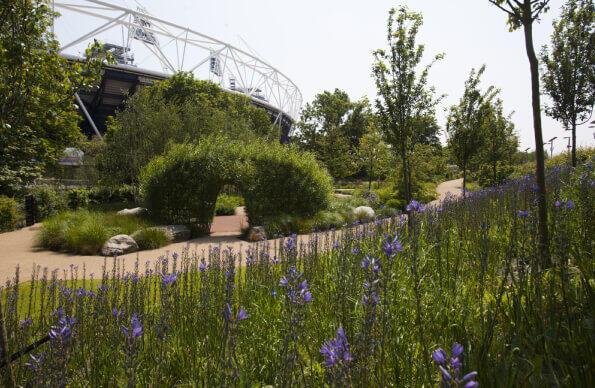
top-left (0, 179), bottom-right (464, 283)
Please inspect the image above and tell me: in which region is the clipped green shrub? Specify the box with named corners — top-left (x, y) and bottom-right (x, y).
top-left (67, 188), bottom-right (91, 210)
top-left (0, 196), bottom-right (21, 232)
top-left (139, 138), bottom-right (241, 233)
top-left (89, 185), bottom-right (136, 206)
top-left (30, 186), bottom-right (68, 220)
top-left (241, 142), bottom-right (333, 225)
top-left (131, 228), bottom-right (172, 250)
top-left (215, 194), bottom-right (244, 216)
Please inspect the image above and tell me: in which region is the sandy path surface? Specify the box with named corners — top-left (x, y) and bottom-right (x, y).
top-left (0, 179), bottom-right (464, 283)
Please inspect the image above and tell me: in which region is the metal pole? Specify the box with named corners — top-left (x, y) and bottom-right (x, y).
top-left (75, 93), bottom-right (103, 140)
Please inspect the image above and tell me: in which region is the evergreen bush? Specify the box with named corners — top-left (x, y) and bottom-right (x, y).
top-left (0, 195), bottom-right (21, 232)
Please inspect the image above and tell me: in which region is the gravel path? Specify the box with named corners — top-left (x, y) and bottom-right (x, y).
top-left (0, 179), bottom-right (464, 283)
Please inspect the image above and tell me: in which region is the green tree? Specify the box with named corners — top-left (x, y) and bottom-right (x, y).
top-left (98, 73), bottom-right (273, 185)
top-left (447, 66), bottom-right (497, 193)
top-left (357, 124), bottom-right (392, 191)
top-left (372, 6), bottom-right (443, 205)
top-left (541, 0), bottom-right (595, 167)
top-left (294, 89), bottom-right (371, 179)
top-left (488, 0), bottom-right (551, 263)
top-left (0, 0), bottom-right (107, 195)
top-left (477, 99), bottom-right (519, 186)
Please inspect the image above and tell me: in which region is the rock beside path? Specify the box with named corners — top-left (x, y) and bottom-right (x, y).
top-left (246, 226), bottom-right (266, 242)
top-left (153, 225), bottom-right (191, 242)
top-left (353, 206), bottom-right (375, 221)
top-left (117, 207), bottom-right (146, 216)
top-left (102, 234), bottom-right (139, 256)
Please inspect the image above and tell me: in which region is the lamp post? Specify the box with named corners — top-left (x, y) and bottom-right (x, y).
top-left (544, 136), bottom-right (557, 159)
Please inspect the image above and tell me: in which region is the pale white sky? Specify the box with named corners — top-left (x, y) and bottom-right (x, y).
top-left (58, 0), bottom-right (595, 154)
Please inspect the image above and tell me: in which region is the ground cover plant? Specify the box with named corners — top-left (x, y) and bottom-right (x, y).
top-left (1, 162), bottom-right (592, 386)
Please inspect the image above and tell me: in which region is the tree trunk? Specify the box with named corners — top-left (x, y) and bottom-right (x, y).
top-left (572, 121), bottom-right (577, 167)
top-left (462, 164), bottom-right (467, 198)
top-left (523, 16), bottom-right (550, 265)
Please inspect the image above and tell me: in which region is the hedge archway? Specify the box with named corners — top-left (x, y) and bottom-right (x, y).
top-left (139, 137), bottom-right (333, 234)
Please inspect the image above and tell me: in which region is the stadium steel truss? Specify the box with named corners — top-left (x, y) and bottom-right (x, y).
top-left (51, 0), bottom-right (303, 141)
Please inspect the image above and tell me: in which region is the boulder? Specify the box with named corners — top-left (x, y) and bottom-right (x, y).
top-left (353, 206), bottom-right (375, 221)
top-left (246, 226), bottom-right (266, 242)
top-left (101, 234), bottom-right (139, 256)
top-left (117, 207), bottom-right (146, 216)
top-left (153, 225), bottom-right (191, 242)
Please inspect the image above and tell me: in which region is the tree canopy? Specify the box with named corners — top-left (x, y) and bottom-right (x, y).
top-left (0, 0), bottom-right (107, 195)
top-left (98, 73), bottom-right (273, 185)
top-left (541, 0), bottom-right (595, 166)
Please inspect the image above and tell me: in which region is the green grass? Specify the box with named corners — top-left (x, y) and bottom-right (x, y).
top-left (36, 210), bottom-right (155, 255)
top-left (131, 227), bottom-right (172, 250)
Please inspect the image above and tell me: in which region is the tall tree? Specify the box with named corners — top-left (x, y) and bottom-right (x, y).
top-left (447, 66), bottom-right (497, 194)
top-left (372, 6), bottom-right (443, 205)
top-left (357, 123), bottom-right (392, 191)
top-left (488, 0), bottom-right (551, 263)
top-left (0, 0), bottom-right (107, 195)
top-left (478, 98), bottom-right (519, 186)
top-left (294, 89), bottom-right (371, 179)
top-left (541, 0), bottom-right (595, 167)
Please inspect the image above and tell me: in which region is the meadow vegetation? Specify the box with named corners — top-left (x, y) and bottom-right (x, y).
top-left (1, 164), bottom-right (592, 386)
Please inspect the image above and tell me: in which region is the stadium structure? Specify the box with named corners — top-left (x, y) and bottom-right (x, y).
top-left (51, 0), bottom-right (303, 142)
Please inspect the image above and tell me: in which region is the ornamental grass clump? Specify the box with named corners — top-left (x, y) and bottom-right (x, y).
top-left (1, 163), bottom-right (593, 385)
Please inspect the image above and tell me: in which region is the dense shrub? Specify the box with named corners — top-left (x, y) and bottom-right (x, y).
top-left (36, 210), bottom-right (152, 255)
top-left (67, 188), bottom-right (91, 210)
top-left (139, 138), bottom-right (242, 233)
top-left (0, 195), bottom-right (21, 232)
top-left (131, 228), bottom-right (172, 250)
top-left (215, 194), bottom-right (244, 216)
top-left (241, 142), bottom-right (333, 225)
top-left (30, 186), bottom-right (68, 220)
top-left (89, 185), bottom-right (136, 205)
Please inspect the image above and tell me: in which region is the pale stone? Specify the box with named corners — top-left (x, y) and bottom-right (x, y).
top-left (353, 206), bottom-right (375, 221)
top-left (246, 226), bottom-right (266, 242)
top-left (101, 234), bottom-right (138, 256)
top-left (117, 207), bottom-right (146, 216)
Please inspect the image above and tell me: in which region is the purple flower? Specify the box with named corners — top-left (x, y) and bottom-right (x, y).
top-left (279, 277), bottom-right (289, 287)
top-left (382, 234), bottom-right (403, 258)
top-left (517, 210), bottom-right (529, 218)
top-left (161, 272), bottom-right (177, 287)
top-left (406, 199), bottom-right (425, 212)
top-left (320, 326), bottom-right (352, 368)
top-left (271, 290), bottom-right (277, 297)
top-left (50, 314), bottom-right (76, 342)
top-left (280, 266), bottom-right (312, 305)
top-left (566, 199), bottom-right (574, 209)
top-left (432, 348), bottom-right (447, 365)
top-left (237, 307), bottom-right (248, 321)
top-left (19, 317), bottom-right (33, 329)
top-left (452, 343), bottom-right (464, 358)
top-left (199, 261), bottom-right (207, 272)
top-left (554, 200), bottom-right (562, 207)
top-left (121, 314), bottom-right (142, 339)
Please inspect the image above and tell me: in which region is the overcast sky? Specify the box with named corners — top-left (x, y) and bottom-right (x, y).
top-left (60, 0), bottom-right (594, 154)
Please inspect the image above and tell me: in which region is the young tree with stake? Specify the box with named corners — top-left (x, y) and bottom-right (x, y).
top-left (541, 0), bottom-right (595, 167)
top-left (488, 0), bottom-right (552, 264)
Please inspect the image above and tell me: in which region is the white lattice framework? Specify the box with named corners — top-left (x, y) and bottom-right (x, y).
top-left (51, 0), bottom-right (302, 120)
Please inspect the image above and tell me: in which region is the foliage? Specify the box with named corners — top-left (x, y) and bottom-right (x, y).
top-left (215, 194), bottom-right (244, 216)
top-left (5, 165), bottom-right (593, 386)
top-left (0, 195), bottom-right (22, 232)
top-left (36, 210), bottom-right (152, 254)
top-left (447, 66), bottom-right (498, 191)
top-left (131, 228), bottom-right (172, 250)
top-left (294, 89), bottom-right (372, 179)
top-left (372, 6), bottom-right (443, 204)
top-left (30, 186), bottom-right (68, 221)
top-left (475, 99), bottom-right (519, 186)
top-left (67, 188), bottom-right (91, 210)
top-left (357, 124), bottom-right (392, 190)
top-left (98, 73), bottom-right (273, 185)
top-left (241, 141), bottom-right (333, 225)
top-left (139, 138), bottom-right (241, 233)
top-left (511, 147), bottom-right (595, 177)
top-left (0, 1), bottom-right (110, 195)
top-left (541, 0), bottom-right (595, 166)
top-left (488, 0), bottom-right (553, 264)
